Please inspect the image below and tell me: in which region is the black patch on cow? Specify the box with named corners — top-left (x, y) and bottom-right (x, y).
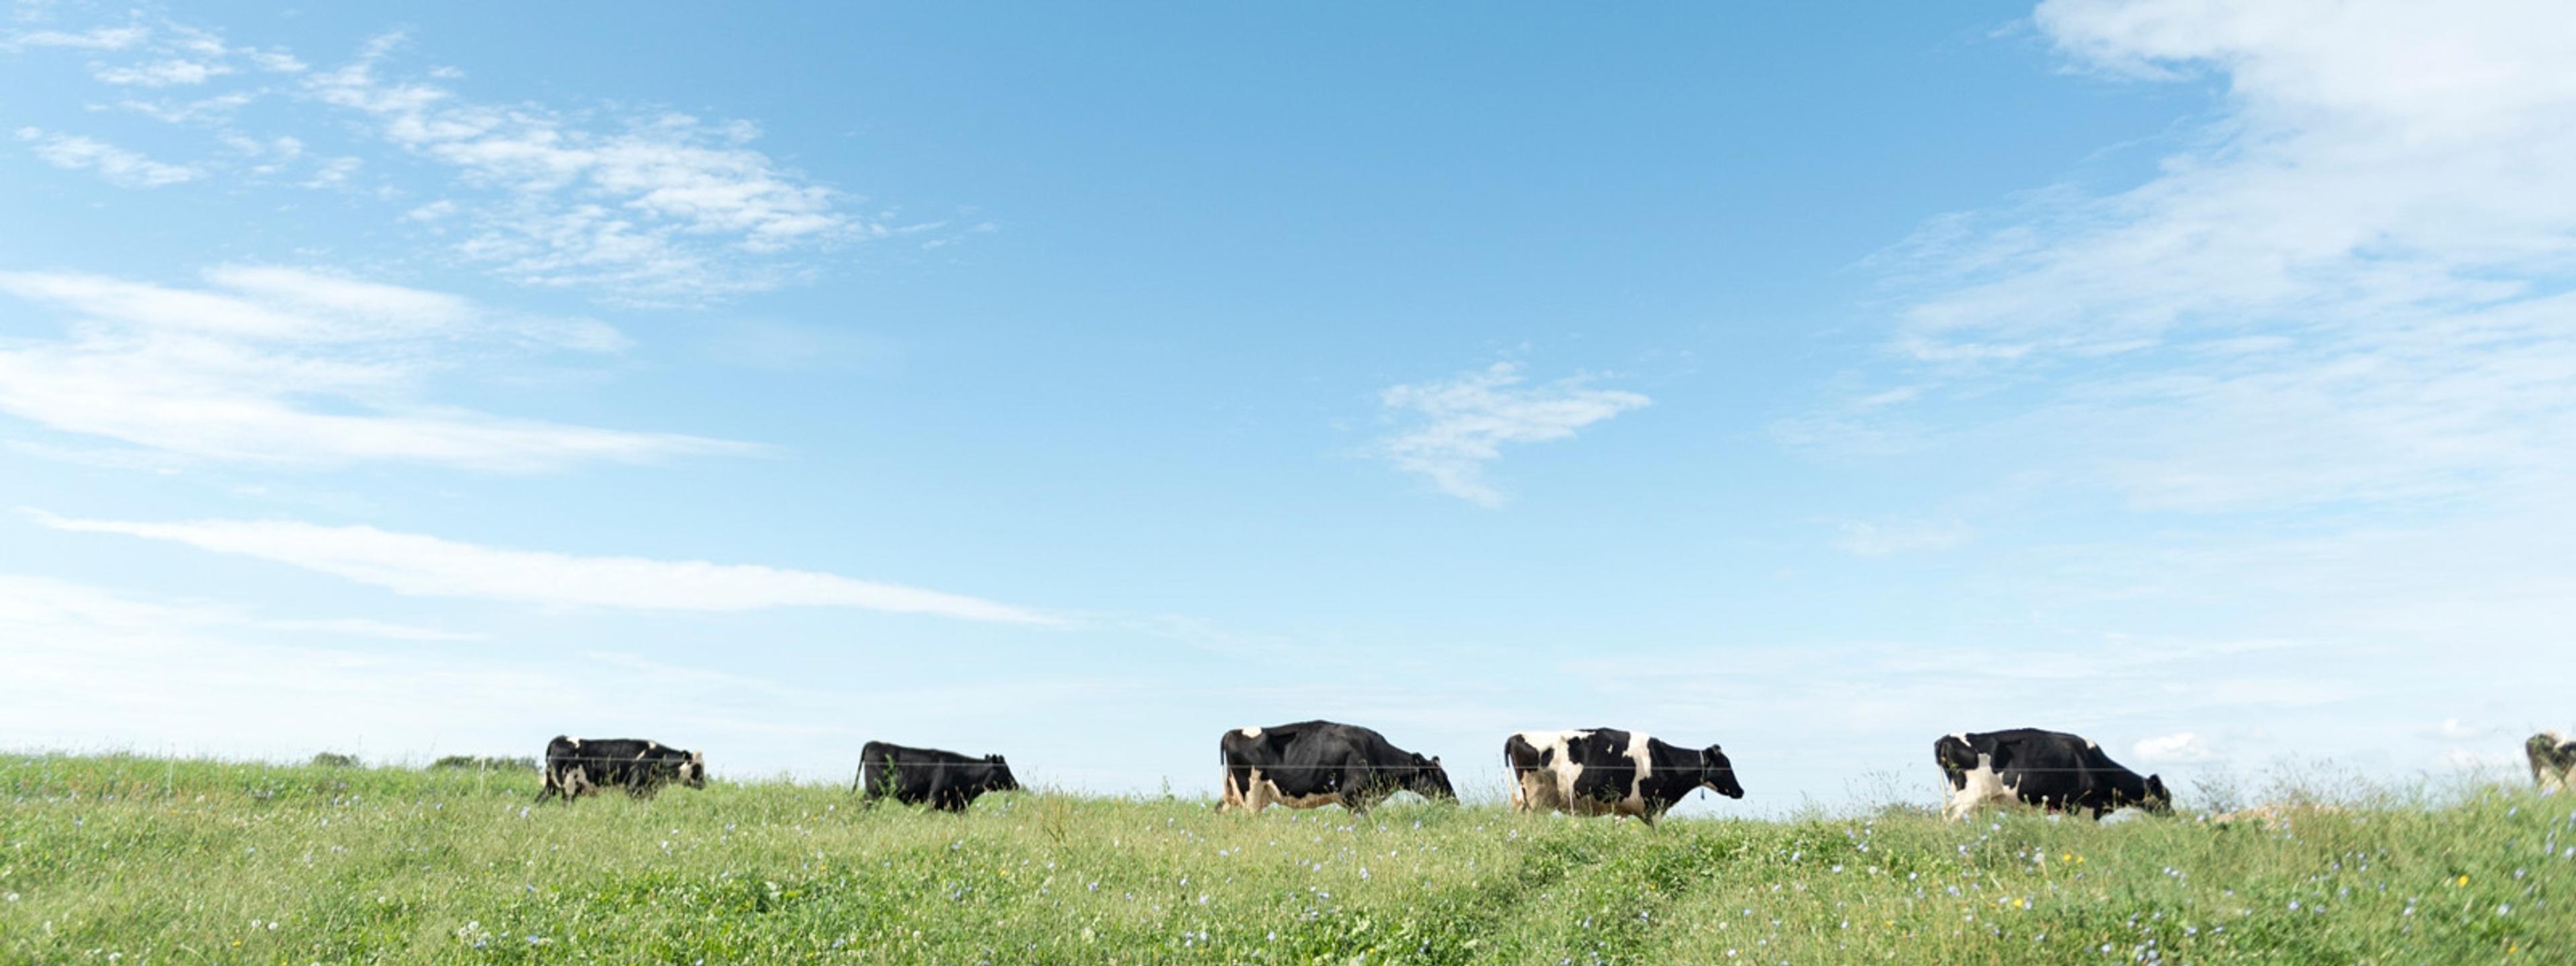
top-left (854, 741), bottom-right (1020, 813)
top-left (1219, 720), bottom-right (1454, 815)
top-left (1505, 729), bottom-right (1745, 824)
top-left (536, 735), bottom-right (704, 804)
top-left (1935, 728), bottom-right (2170, 818)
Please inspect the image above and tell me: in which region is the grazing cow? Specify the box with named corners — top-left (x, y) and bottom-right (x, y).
top-left (1217, 721), bottom-right (1455, 816)
top-left (2530, 732), bottom-right (2576, 793)
top-left (536, 736), bottom-right (706, 803)
top-left (855, 741), bottom-right (1020, 812)
top-left (1934, 729), bottom-right (2170, 820)
top-left (1503, 729), bottom-right (1744, 824)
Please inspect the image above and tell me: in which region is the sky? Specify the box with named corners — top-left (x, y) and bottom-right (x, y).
top-left (2, 1), bottom-right (2570, 814)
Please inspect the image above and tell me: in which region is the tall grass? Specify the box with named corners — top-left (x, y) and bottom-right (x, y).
top-left (1, 755), bottom-right (2567, 963)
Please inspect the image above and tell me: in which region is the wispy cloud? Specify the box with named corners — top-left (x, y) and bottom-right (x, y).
top-left (293, 30), bottom-right (867, 303)
top-left (0, 25), bottom-right (148, 51)
top-left (1832, 518), bottom-right (1972, 557)
top-left (95, 57), bottom-right (229, 86)
top-left (15, 127), bottom-right (197, 186)
top-left (2133, 731), bottom-right (2215, 764)
top-left (30, 511), bottom-right (1063, 626)
top-left (1837, 0), bottom-right (2576, 515)
top-left (0, 266), bottom-right (745, 470)
top-left (0, 574), bottom-right (471, 644)
top-left (2429, 718), bottom-right (2489, 741)
top-left (12, 17), bottom-right (906, 303)
top-left (1377, 362), bottom-right (1649, 506)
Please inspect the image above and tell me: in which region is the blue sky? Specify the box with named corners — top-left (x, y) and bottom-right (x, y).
top-left (3, 1), bottom-right (2569, 812)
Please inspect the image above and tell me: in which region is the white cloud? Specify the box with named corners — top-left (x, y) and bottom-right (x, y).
top-left (256, 617), bottom-right (483, 643)
top-left (1, 25), bottom-right (148, 50)
top-left (1833, 518), bottom-right (1972, 557)
top-left (1854, 0), bottom-right (2576, 515)
top-left (2133, 732), bottom-right (2216, 763)
top-left (94, 57), bottom-right (229, 86)
top-left (107, 91), bottom-right (257, 125)
top-left (0, 266), bottom-right (741, 471)
top-left (296, 33), bottom-right (861, 303)
top-left (2430, 718), bottom-right (2489, 741)
top-left (17, 19), bottom-right (896, 302)
top-left (30, 511), bottom-right (1063, 626)
top-left (1377, 362), bottom-right (1650, 506)
top-left (0, 574), bottom-right (470, 644)
top-left (15, 126), bottom-right (197, 187)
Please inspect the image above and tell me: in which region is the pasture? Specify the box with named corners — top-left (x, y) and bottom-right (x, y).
top-left (2, 755), bottom-right (2568, 963)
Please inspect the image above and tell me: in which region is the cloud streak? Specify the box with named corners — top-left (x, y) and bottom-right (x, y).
top-left (1833, 519), bottom-right (1972, 557)
top-left (30, 511), bottom-right (1063, 626)
top-left (301, 36), bottom-right (863, 302)
top-left (9, 17), bottom-right (901, 302)
top-left (1835, 0), bottom-right (2576, 515)
top-left (15, 127), bottom-right (197, 186)
top-left (0, 266), bottom-right (745, 471)
top-left (1377, 362), bottom-right (1649, 506)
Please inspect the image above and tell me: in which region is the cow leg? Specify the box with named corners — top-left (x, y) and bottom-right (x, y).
top-left (1942, 791), bottom-right (1974, 822)
top-left (1217, 767), bottom-right (1241, 814)
top-left (1243, 770), bottom-right (1271, 814)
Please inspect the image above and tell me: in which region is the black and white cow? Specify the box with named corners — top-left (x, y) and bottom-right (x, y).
top-left (1503, 729), bottom-right (1744, 824)
top-left (1934, 729), bottom-right (2170, 820)
top-left (855, 741), bottom-right (1020, 812)
top-left (2530, 731), bottom-right (2576, 793)
top-left (536, 735), bottom-right (706, 803)
top-left (1217, 720), bottom-right (1455, 815)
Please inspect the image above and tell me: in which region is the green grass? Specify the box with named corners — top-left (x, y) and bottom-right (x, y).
top-left (2, 755), bottom-right (2569, 964)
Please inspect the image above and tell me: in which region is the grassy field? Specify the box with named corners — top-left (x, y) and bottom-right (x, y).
top-left (1, 755), bottom-right (2567, 964)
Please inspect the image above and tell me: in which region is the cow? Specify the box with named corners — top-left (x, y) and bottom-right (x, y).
top-left (1217, 720), bottom-right (1455, 816)
top-left (2530, 731), bottom-right (2576, 793)
top-left (536, 735), bottom-right (706, 804)
top-left (1934, 729), bottom-right (2170, 820)
top-left (1503, 729), bottom-right (1744, 824)
top-left (854, 741), bottom-right (1020, 812)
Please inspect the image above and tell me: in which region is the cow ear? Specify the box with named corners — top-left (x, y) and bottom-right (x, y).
top-left (1430, 755), bottom-right (1442, 765)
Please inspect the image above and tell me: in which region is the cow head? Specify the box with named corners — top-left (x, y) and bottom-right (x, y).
top-left (1700, 745), bottom-right (1746, 799)
top-left (1932, 734), bottom-right (1980, 790)
top-left (1407, 753), bottom-right (1457, 802)
top-left (680, 749), bottom-right (708, 789)
top-left (2137, 773), bottom-right (2171, 814)
top-left (983, 754), bottom-right (1021, 794)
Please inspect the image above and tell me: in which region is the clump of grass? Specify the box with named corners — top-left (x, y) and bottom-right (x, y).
top-left (1, 754), bottom-right (2566, 963)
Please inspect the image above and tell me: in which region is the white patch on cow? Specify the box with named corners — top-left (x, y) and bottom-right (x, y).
top-left (568, 737), bottom-right (582, 750)
top-left (1508, 729), bottom-right (1590, 816)
top-left (1943, 753), bottom-right (2012, 822)
top-left (2533, 731), bottom-right (2575, 793)
top-left (2083, 737), bottom-right (2098, 751)
top-left (1236, 726), bottom-right (1262, 739)
top-left (1615, 731), bottom-right (1657, 818)
top-left (1231, 767), bottom-right (1342, 814)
